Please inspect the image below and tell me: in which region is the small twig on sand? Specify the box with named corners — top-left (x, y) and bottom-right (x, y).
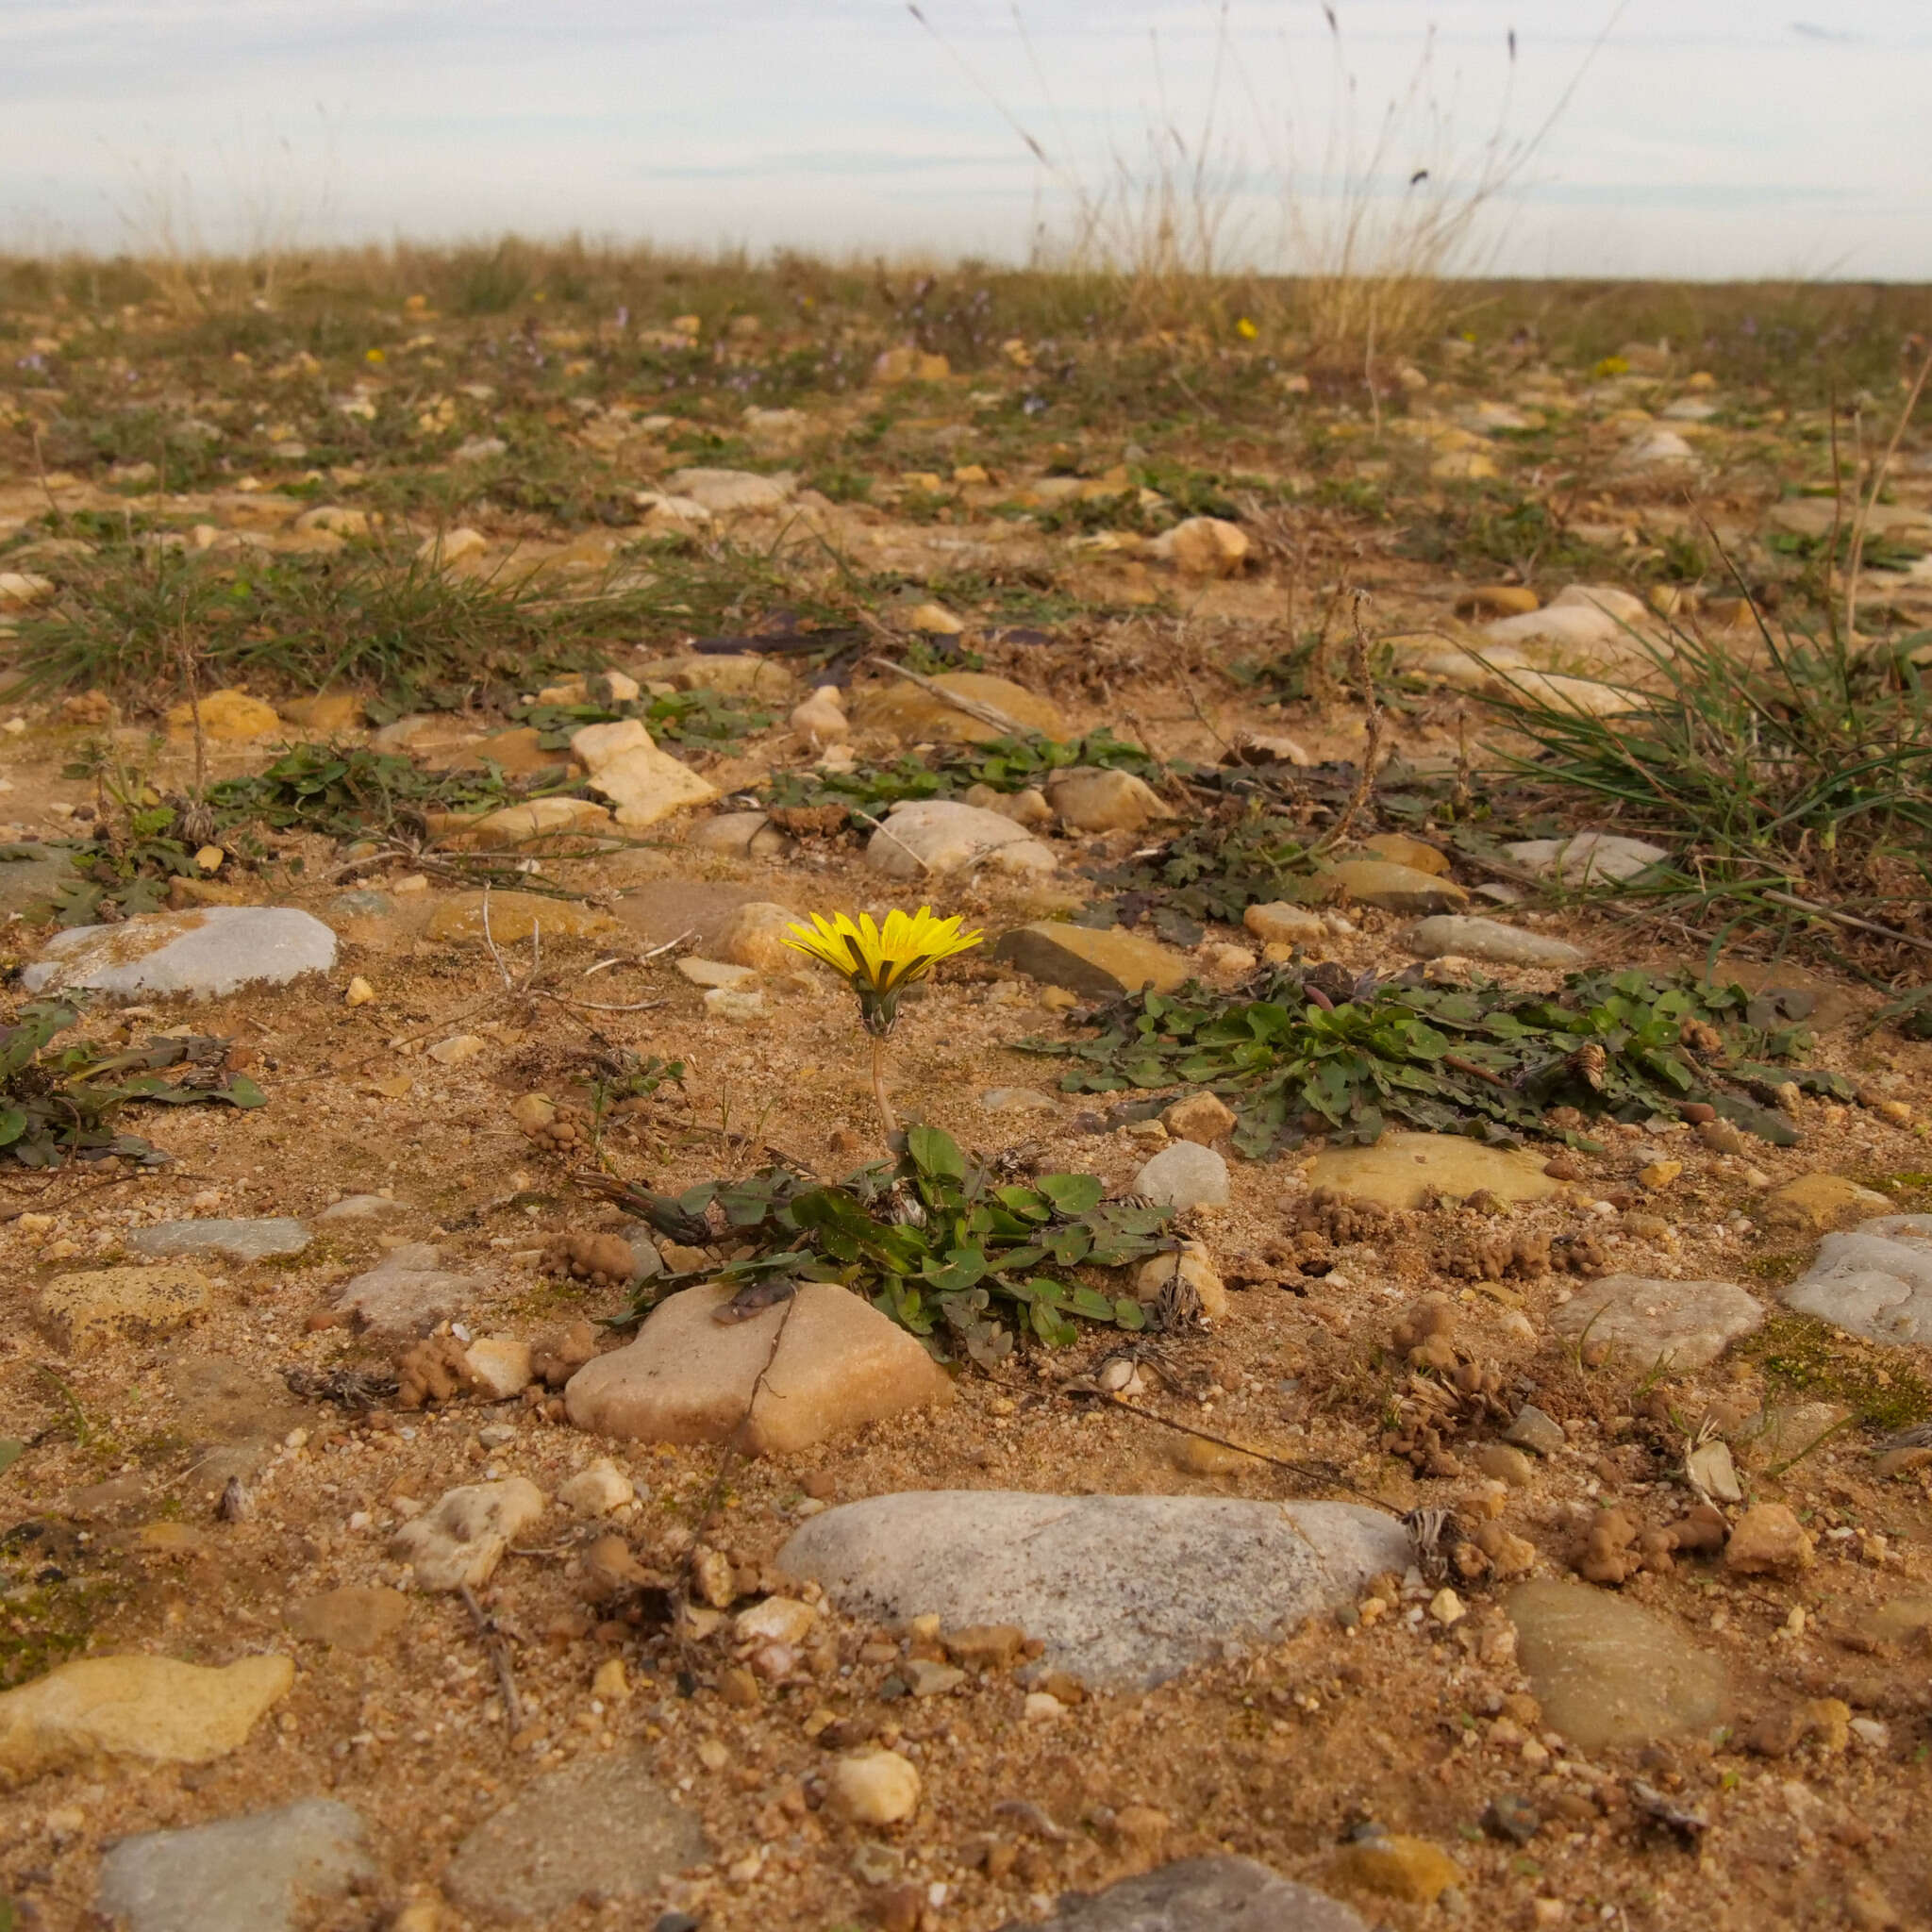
top-left (1311, 591), bottom-right (1382, 854)
top-left (458, 1583), bottom-right (525, 1736)
top-left (861, 654), bottom-right (1040, 739)
top-left (480, 886), bottom-right (512, 991)
top-left (1760, 888), bottom-right (1932, 958)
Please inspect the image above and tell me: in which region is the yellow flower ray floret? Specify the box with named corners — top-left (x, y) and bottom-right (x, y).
top-left (784, 906), bottom-right (983, 993)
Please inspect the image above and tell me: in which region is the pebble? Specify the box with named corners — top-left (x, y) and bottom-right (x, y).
top-left (1162, 1091), bottom-right (1237, 1144)
top-left (1685, 1438), bottom-right (1743, 1503)
top-left (442, 1751), bottom-right (706, 1922)
top-left (779, 1491), bottom-right (1411, 1690)
top-left (563, 1280), bottom-right (951, 1454)
top-left (665, 466), bottom-right (792, 513)
top-left (990, 921), bottom-right (1191, 998)
top-left (1045, 766), bottom-right (1167, 832)
top-left (1548, 1273), bottom-right (1765, 1369)
top-left (96, 1798), bottom-right (374, 1932)
top-left (1402, 915), bottom-right (1587, 968)
top-left (1760, 1174), bottom-right (1894, 1235)
top-left (997, 1856), bottom-right (1368, 1930)
top-left (33, 1264), bottom-right (212, 1356)
top-left (558, 1458), bottom-right (636, 1516)
top-left (0, 1653), bottom-right (294, 1779)
top-left (1131, 1141), bottom-right (1230, 1209)
top-left (1508, 1580), bottom-right (1725, 1749)
top-left (1244, 901), bottom-right (1326, 945)
top-left (1472, 1442), bottom-right (1537, 1485)
top-left (126, 1218), bottom-right (311, 1263)
top-left (1483, 1793), bottom-right (1541, 1845)
top-left (22, 905), bottom-right (338, 998)
top-left (1724, 1503), bottom-right (1815, 1575)
top-left (979, 1086), bottom-right (1058, 1112)
top-left (1781, 1214), bottom-right (1932, 1344)
top-left (462, 1335), bottom-right (532, 1399)
top-left (1135, 1241), bottom-right (1229, 1318)
top-left (319, 1193), bottom-right (408, 1221)
top-left (827, 1746), bottom-right (922, 1824)
top-left (852, 670), bottom-right (1067, 745)
top-left (1314, 858), bottom-right (1469, 916)
top-left (391, 1476), bottom-right (545, 1591)
top-left (1324, 1834), bottom-right (1462, 1905)
top-left (1307, 1132), bottom-right (1557, 1211)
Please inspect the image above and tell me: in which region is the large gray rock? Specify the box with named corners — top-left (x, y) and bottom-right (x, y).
top-left (96, 1799), bottom-right (373, 1932)
top-left (1548, 1273), bottom-right (1764, 1370)
top-left (442, 1750), bottom-right (706, 1923)
top-left (1782, 1215), bottom-right (1932, 1344)
top-left (778, 1491), bottom-right (1411, 1690)
top-left (865, 799), bottom-right (1057, 880)
top-left (1508, 1581), bottom-right (1726, 1750)
top-left (23, 906), bottom-right (338, 999)
top-left (128, 1218), bottom-right (310, 1262)
top-left (1003, 1857), bottom-right (1368, 1931)
top-left (1402, 915), bottom-right (1587, 969)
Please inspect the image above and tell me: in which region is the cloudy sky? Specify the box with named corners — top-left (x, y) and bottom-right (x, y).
top-left (3, 0), bottom-right (1929, 279)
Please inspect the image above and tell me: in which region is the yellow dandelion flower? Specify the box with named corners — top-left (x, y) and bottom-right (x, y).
top-left (1235, 316), bottom-right (1259, 341)
top-left (786, 907), bottom-right (983, 1036)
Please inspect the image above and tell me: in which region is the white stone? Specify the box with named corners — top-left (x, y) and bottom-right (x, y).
top-left (733, 1596), bottom-right (818, 1645)
top-left (1503, 832), bottom-right (1670, 885)
top-left (1131, 1141), bottom-right (1230, 1210)
top-left (666, 467), bottom-right (792, 514)
top-left (391, 1477), bottom-right (545, 1591)
top-left (1402, 915), bottom-right (1588, 968)
top-left (864, 799), bottom-right (1056, 880)
top-left (826, 1747), bottom-right (921, 1824)
top-left (1782, 1215), bottom-right (1932, 1345)
top-left (24, 907), bottom-right (338, 999)
top-left (462, 1336), bottom-right (532, 1400)
top-left (557, 1459), bottom-right (635, 1517)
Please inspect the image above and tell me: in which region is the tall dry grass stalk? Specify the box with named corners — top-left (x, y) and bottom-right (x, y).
top-left (915, 1), bottom-right (1618, 363)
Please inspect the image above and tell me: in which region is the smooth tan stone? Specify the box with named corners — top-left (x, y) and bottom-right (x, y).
top-left (465, 797), bottom-right (611, 849)
top-left (565, 1282), bottom-right (952, 1456)
top-left (1305, 1132), bottom-right (1558, 1211)
top-left (35, 1264), bottom-right (212, 1355)
top-left (425, 891), bottom-right (619, 944)
top-left (853, 672), bottom-right (1066, 745)
top-left (991, 922), bottom-right (1191, 999)
top-left (0, 1654), bottom-right (293, 1781)
top-left (165, 689), bottom-right (282, 741)
top-left (1315, 859), bottom-right (1469, 916)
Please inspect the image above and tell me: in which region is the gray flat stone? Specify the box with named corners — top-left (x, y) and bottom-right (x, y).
top-left (96, 1798), bottom-right (373, 1932)
top-left (1781, 1215), bottom-right (1932, 1345)
top-left (1132, 1141), bottom-right (1230, 1209)
top-left (333, 1242), bottom-right (489, 1337)
top-left (442, 1750), bottom-right (705, 1923)
top-left (128, 1218), bottom-right (310, 1262)
top-left (777, 1491), bottom-right (1412, 1690)
top-left (1548, 1273), bottom-right (1764, 1370)
top-left (1002, 1857), bottom-right (1368, 1931)
top-left (1508, 1580), bottom-right (1726, 1750)
top-left (23, 906), bottom-right (338, 999)
top-left (1402, 915), bottom-right (1587, 968)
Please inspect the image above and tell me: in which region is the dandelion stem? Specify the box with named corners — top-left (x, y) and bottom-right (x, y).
top-left (871, 1034), bottom-right (899, 1141)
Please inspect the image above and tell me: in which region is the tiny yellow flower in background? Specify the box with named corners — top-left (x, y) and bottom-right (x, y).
top-left (364, 347), bottom-right (386, 364)
top-left (1235, 316), bottom-right (1258, 341)
top-left (786, 907), bottom-right (983, 1036)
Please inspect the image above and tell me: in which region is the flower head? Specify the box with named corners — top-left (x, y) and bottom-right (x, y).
top-left (1235, 315), bottom-right (1258, 341)
top-left (786, 907), bottom-right (983, 1036)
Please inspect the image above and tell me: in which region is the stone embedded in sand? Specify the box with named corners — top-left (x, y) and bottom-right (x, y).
top-left (1724, 1503), bottom-right (1815, 1575)
top-left (1456, 586), bottom-right (1541, 620)
top-left (565, 1281), bottom-right (952, 1455)
top-left (1005, 1857), bottom-right (1368, 1932)
top-left (127, 1218), bottom-right (310, 1263)
top-left (465, 797), bottom-right (612, 848)
top-left (283, 1588), bottom-right (410, 1655)
top-left (1549, 1273), bottom-right (1764, 1371)
top-left (1132, 1141), bottom-right (1231, 1210)
top-left (332, 1242), bottom-right (490, 1337)
top-left (827, 1746), bottom-right (922, 1824)
top-left (582, 745), bottom-right (719, 829)
top-left (391, 1476), bottom-right (545, 1591)
top-left (853, 670), bottom-right (1067, 745)
top-left (23, 905), bottom-right (337, 999)
top-left (991, 922), bottom-right (1191, 999)
top-left (425, 891), bottom-right (619, 944)
top-left (96, 1798), bottom-right (375, 1932)
top-left (666, 466), bottom-right (792, 514)
top-left (1504, 832), bottom-right (1669, 885)
top-left (779, 1492), bottom-right (1411, 1691)
top-left (165, 688), bottom-right (282, 741)
top-left (0, 570), bottom-right (56, 608)
top-left (0, 1653), bottom-right (294, 1781)
top-left (714, 900), bottom-right (806, 972)
top-left (34, 1264), bottom-right (212, 1355)
top-left (1306, 1132), bottom-right (1558, 1211)
top-left (687, 809), bottom-right (790, 859)
top-left (1508, 1580), bottom-right (1725, 1750)
top-left (1244, 902), bottom-right (1326, 946)
top-left (1762, 1174), bottom-right (1896, 1236)
top-left (1781, 1215), bottom-right (1932, 1344)
top-left (1152, 515), bottom-right (1250, 577)
top-left (1402, 915), bottom-right (1588, 969)
top-left (864, 799), bottom-right (1057, 879)
top-left (1045, 765), bottom-right (1168, 833)
top-left (443, 1750), bottom-right (705, 1924)
top-left (1314, 859), bottom-right (1469, 916)
top-left (1324, 1836), bottom-right (1463, 1906)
